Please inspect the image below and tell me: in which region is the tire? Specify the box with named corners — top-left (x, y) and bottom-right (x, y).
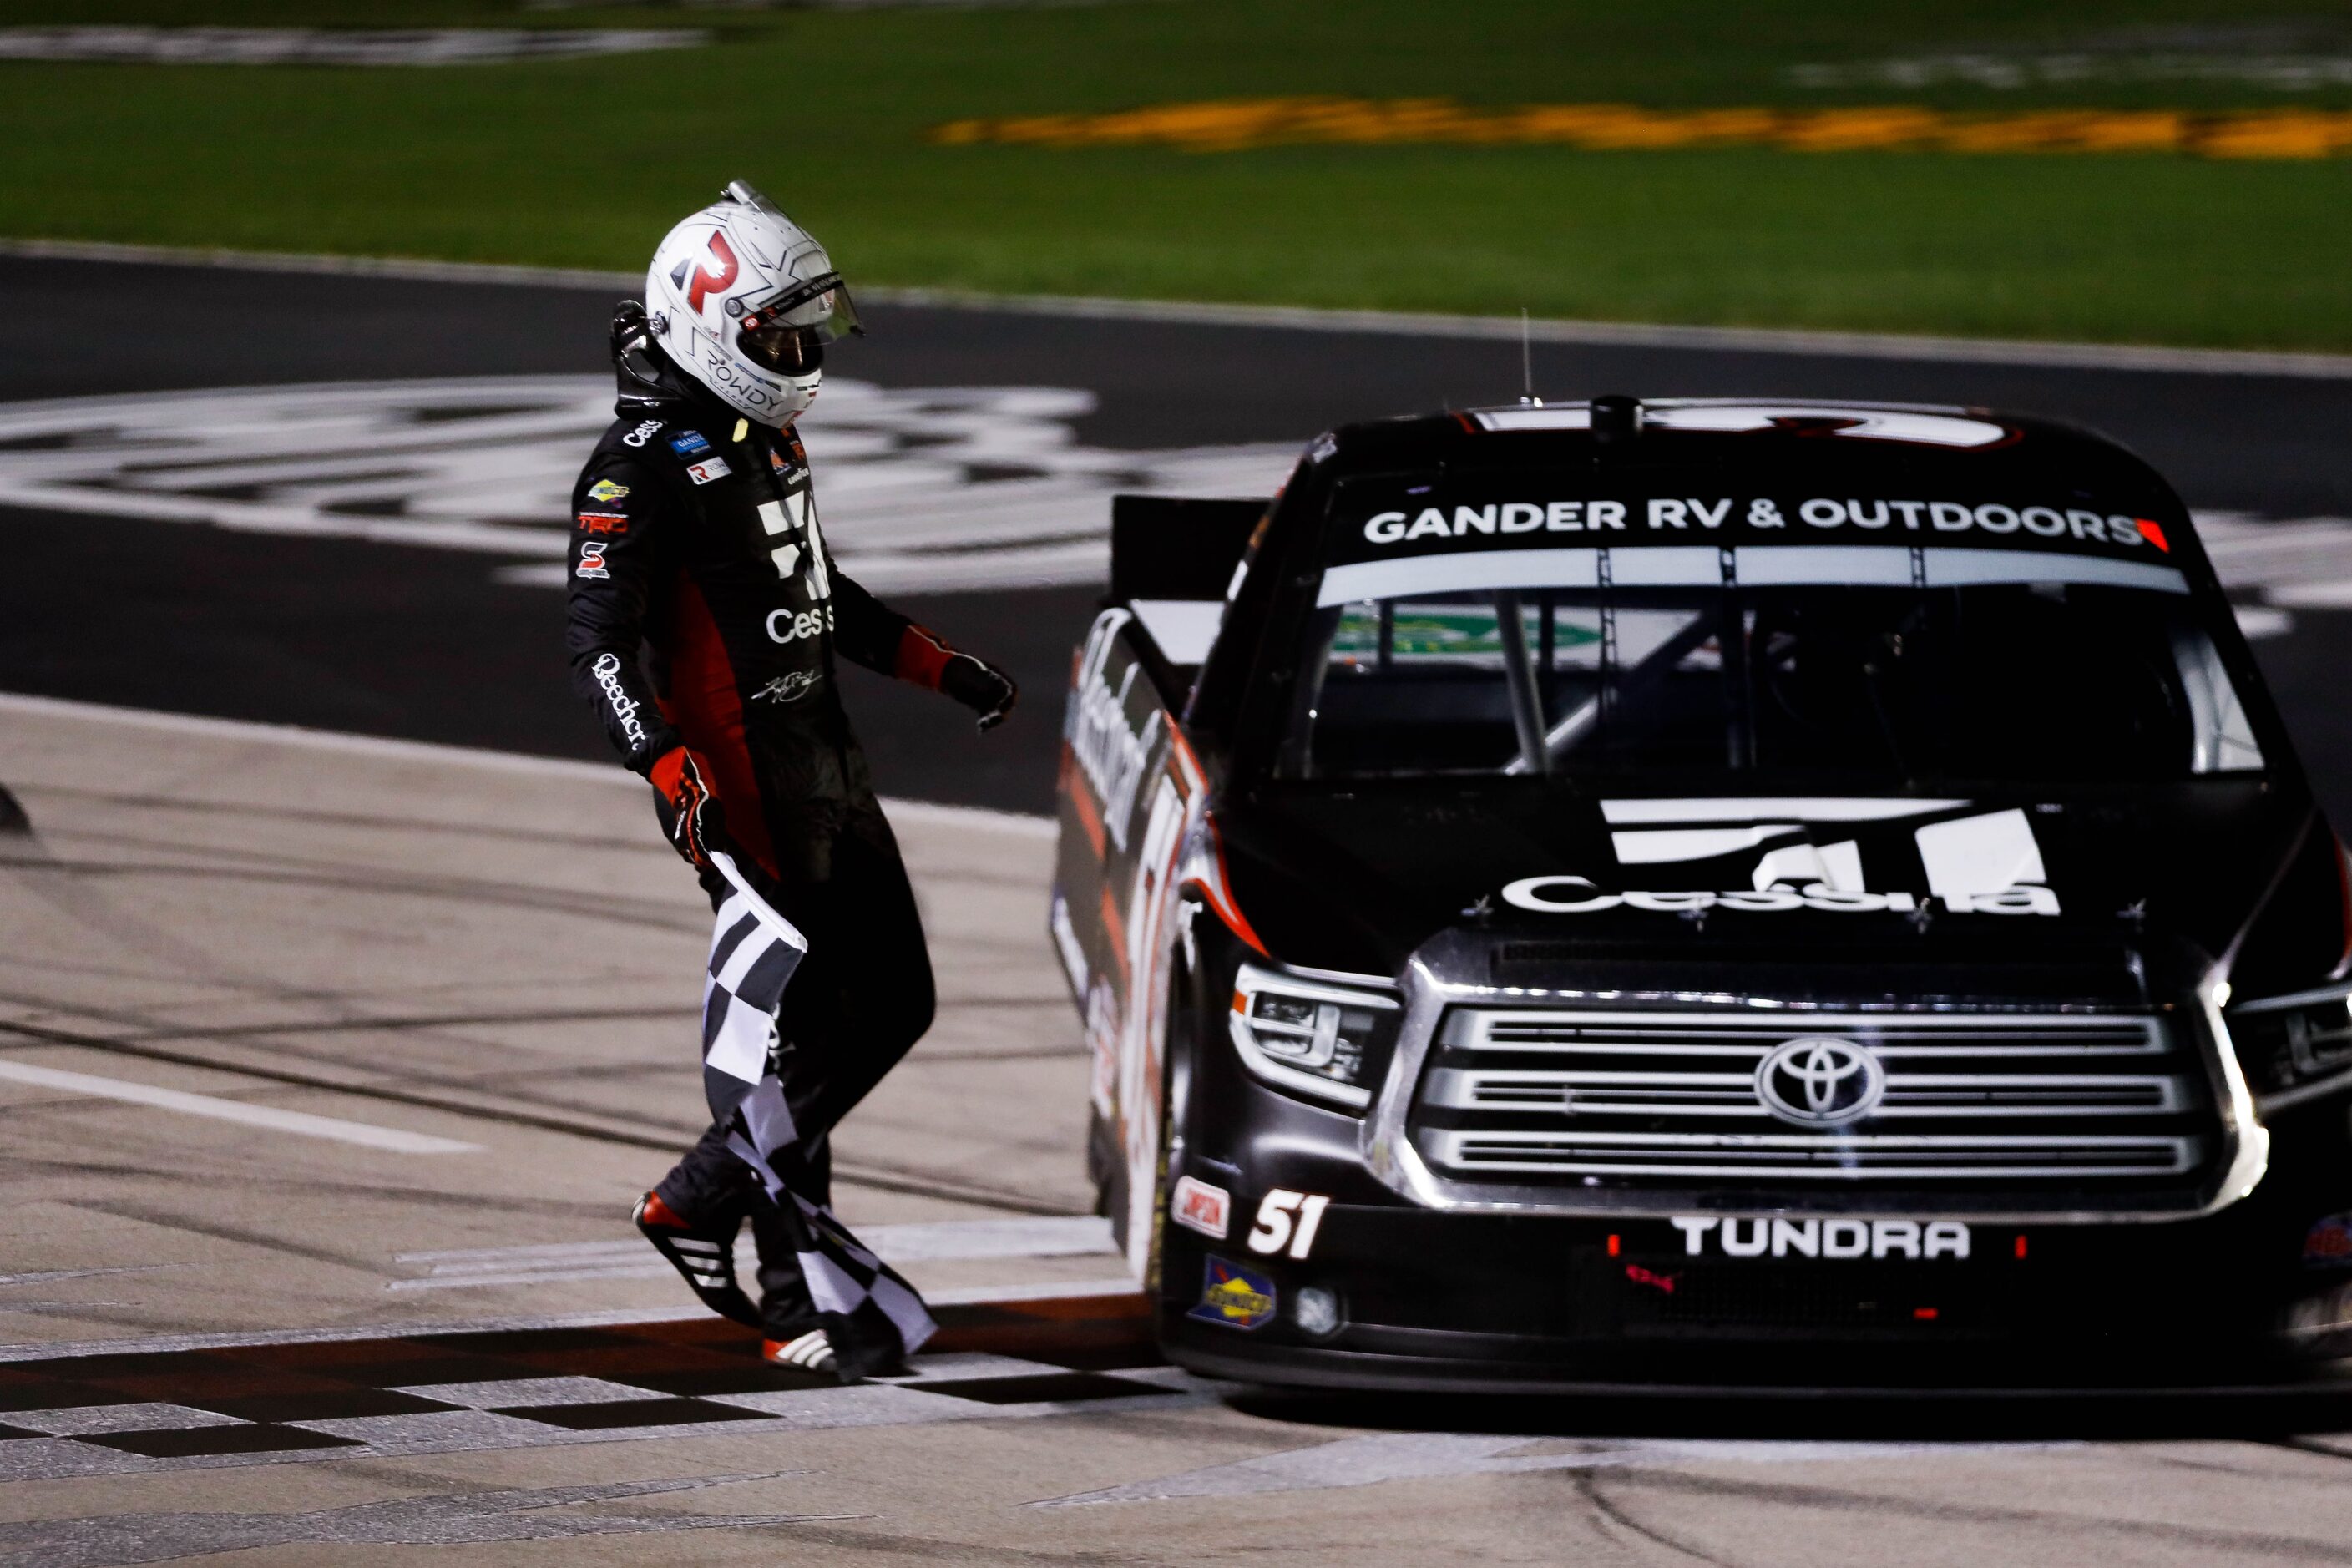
top-left (1144, 928), bottom-right (1198, 1300)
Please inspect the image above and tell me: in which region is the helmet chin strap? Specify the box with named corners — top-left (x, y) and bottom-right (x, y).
top-left (610, 301), bottom-right (673, 399)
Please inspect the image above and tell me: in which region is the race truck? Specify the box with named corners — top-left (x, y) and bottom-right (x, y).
top-left (1050, 397), bottom-right (2352, 1392)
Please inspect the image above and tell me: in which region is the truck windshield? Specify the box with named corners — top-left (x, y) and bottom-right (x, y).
top-left (1280, 557), bottom-right (2263, 785)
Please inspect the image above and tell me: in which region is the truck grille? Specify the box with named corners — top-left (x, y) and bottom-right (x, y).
top-left (1409, 1009), bottom-right (2215, 1192)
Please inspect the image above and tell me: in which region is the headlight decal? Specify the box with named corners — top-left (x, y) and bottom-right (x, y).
top-left (1227, 962), bottom-right (1401, 1110)
top-left (2233, 980), bottom-right (2352, 1103)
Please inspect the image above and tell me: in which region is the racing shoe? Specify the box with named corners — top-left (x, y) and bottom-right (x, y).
top-left (763, 1329), bottom-right (837, 1374)
top-left (631, 1191), bottom-right (760, 1328)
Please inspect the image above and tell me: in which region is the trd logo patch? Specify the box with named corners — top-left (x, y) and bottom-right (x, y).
top-left (575, 512), bottom-right (627, 534)
top-left (1188, 1257), bottom-right (1276, 1330)
top-left (1170, 1175), bottom-right (1230, 1241)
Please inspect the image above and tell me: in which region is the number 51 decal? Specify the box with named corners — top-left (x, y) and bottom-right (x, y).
top-left (1246, 1190), bottom-right (1331, 1260)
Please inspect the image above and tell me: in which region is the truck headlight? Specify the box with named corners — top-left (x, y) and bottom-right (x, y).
top-left (1228, 962), bottom-right (1401, 1111)
top-left (2231, 981), bottom-right (2352, 1101)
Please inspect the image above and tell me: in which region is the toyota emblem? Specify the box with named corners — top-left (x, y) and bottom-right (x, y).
top-left (1754, 1037), bottom-right (1885, 1126)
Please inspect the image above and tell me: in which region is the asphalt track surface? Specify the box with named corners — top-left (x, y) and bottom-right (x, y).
top-left (7, 694), bottom-right (2352, 1568)
top-left (8, 254), bottom-right (2352, 1563)
top-left (3, 251), bottom-right (2351, 822)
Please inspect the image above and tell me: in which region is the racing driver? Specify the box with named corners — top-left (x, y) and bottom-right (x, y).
top-left (564, 181), bottom-right (1018, 1372)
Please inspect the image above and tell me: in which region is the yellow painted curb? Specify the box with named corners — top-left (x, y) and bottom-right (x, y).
top-left (932, 99), bottom-right (2352, 159)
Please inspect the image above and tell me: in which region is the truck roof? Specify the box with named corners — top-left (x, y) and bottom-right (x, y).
top-left (1314, 399), bottom-right (2169, 503)
top-left (1287, 397), bottom-right (2203, 597)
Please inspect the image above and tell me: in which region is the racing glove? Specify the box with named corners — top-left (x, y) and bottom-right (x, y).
top-left (942, 653), bottom-right (1019, 732)
top-left (647, 746), bottom-right (726, 870)
top-left (895, 625), bottom-right (1019, 733)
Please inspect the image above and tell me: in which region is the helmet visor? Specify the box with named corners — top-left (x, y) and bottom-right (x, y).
top-left (738, 320), bottom-right (825, 376)
top-left (745, 274), bottom-right (863, 344)
top-left (806, 278), bottom-right (862, 343)
top-left (736, 274), bottom-right (862, 377)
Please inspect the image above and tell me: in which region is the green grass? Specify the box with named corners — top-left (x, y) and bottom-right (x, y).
top-left (3, 1), bottom-right (2351, 348)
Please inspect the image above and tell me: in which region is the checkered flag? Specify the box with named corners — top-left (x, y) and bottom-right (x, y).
top-left (698, 852), bottom-right (807, 1125)
top-left (698, 853), bottom-right (936, 1375)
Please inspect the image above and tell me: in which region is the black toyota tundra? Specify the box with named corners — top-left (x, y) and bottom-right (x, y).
top-left (1050, 398), bottom-right (2352, 1391)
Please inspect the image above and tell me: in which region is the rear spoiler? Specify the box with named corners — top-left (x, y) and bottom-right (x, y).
top-left (1109, 495), bottom-right (1267, 602)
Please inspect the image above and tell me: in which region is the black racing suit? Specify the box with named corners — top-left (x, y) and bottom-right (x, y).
top-left (564, 342), bottom-right (948, 1337)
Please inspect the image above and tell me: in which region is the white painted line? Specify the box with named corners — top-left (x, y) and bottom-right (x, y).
top-left (395, 1240), bottom-right (654, 1268)
top-left (0, 690), bottom-right (1055, 837)
top-left (6, 237), bottom-right (2349, 379)
top-left (0, 26), bottom-right (710, 68)
top-left (0, 689), bottom-right (620, 784)
top-left (0, 1265), bottom-right (180, 1288)
top-left (0, 236), bottom-right (641, 292)
top-left (387, 1263), bottom-right (670, 1292)
top-left (924, 1277), bottom-right (1139, 1307)
top-left (864, 1216), bottom-right (1115, 1262)
top-left (0, 1058), bottom-right (479, 1155)
top-left (873, 287), bottom-right (2352, 380)
top-left (387, 1216), bottom-right (1116, 1291)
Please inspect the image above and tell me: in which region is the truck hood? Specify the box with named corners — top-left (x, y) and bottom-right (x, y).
top-left (1216, 781), bottom-right (2317, 1004)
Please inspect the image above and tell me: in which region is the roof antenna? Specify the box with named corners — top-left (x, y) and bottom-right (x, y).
top-left (1519, 307), bottom-right (1540, 406)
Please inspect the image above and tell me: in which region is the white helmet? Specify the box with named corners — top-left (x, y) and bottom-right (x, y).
top-left (644, 180), bottom-right (862, 427)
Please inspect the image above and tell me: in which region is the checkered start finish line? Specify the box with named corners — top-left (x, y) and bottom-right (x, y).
top-left (0, 1293), bottom-right (1186, 1483)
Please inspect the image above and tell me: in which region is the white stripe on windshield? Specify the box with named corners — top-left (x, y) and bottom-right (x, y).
top-left (1922, 548), bottom-right (2186, 593)
top-left (1318, 549), bottom-right (1600, 605)
top-left (1317, 544), bottom-right (2186, 605)
top-left (1608, 547), bottom-right (1720, 585)
top-left (1734, 545), bottom-right (1914, 585)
